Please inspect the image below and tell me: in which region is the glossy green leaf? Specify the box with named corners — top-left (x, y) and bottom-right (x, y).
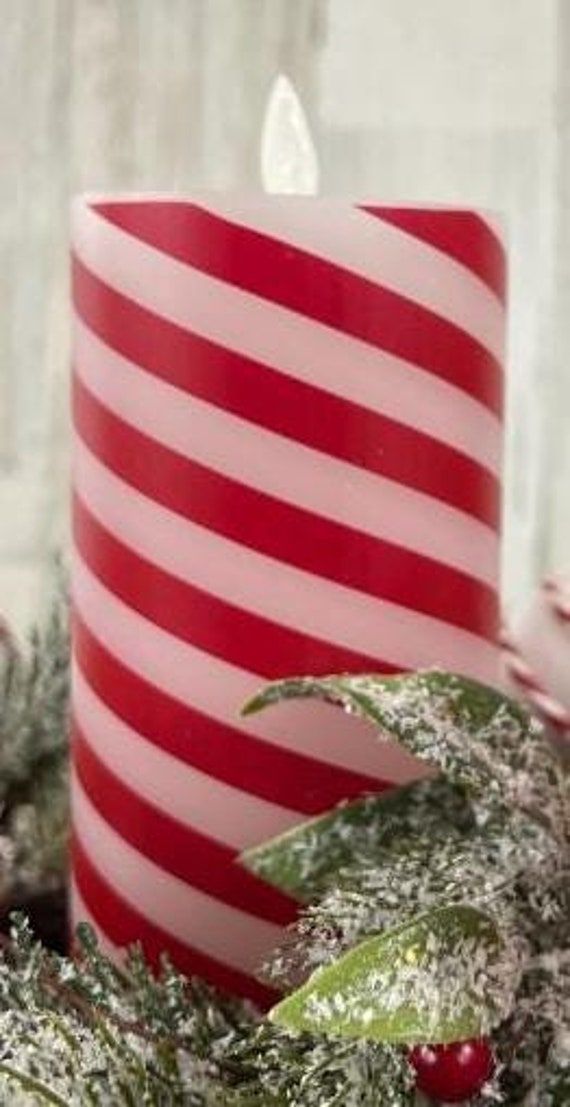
top-left (243, 671), bottom-right (564, 827)
top-left (269, 905), bottom-right (505, 1044)
top-left (240, 777), bottom-right (472, 902)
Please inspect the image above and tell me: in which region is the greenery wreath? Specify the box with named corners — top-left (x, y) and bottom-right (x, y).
top-left (0, 597), bottom-right (567, 1105)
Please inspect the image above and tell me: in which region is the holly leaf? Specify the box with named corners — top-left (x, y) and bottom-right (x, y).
top-left (269, 905), bottom-right (508, 1044)
top-left (240, 777), bottom-right (472, 902)
top-left (243, 671), bottom-right (565, 828)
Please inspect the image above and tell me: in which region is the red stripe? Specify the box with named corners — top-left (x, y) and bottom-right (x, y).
top-left (74, 726), bottom-right (297, 926)
top-left (73, 257), bottom-right (500, 529)
top-left (72, 835), bottom-right (278, 1006)
top-left (361, 207), bottom-right (507, 305)
top-left (73, 374), bottom-right (499, 639)
top-left (73, 613), bottom-right (390, 813)
top-left (74, 493), bottom-right (394, 678)
top-left (92, 202), bottom-right (503, 417)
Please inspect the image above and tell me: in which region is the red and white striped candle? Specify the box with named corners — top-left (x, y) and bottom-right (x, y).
top-left (70, 196), bottom-right (506, 1003)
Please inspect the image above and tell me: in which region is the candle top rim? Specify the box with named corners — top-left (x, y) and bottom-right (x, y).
top-left (72, 192), bottom-right (506, 223)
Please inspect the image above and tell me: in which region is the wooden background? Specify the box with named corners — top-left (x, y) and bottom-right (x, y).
top-left (1, 0), bottom-right (568, 633)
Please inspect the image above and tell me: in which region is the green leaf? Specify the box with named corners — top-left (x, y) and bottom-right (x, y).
top-left (241, 671), bottom-right (523, 791)
top-left (269, 905), bottom-right (506, 1045)
top-left (243, 671), bottom-right (565, 828)
top-left (240, 777), bottom-right (472, 902)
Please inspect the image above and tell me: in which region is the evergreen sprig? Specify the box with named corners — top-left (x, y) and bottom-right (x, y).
top-left (0, 661), bottom-right (566, 1104)
top-left (0, 591), bottom-right (69, 903)
top-left (242, 671), bottom-right (570, 1104)
top-left (0, 914), bottom-right (419, 1106)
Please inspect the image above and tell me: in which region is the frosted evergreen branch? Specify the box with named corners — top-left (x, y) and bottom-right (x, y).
top-left (0, 587), bottom-right (70, 903)
top-left (0, 634), bottom-right (566, 1104)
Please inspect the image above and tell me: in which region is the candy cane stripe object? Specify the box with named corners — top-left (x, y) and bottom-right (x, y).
top-left (73, 377), bottom-right (497, 637)
top-left (543, 576), bottom-right (570, 621)
top-left (72, 442), bottom-right (495, 676)
top-left (73, 775), bottom-right (284, 965)
top-left (500, 630), bottom-right (570, 731)
top-left (71, 838), bottom-right (278, 1008)
top-left (362, 207), bottom-right (507, 302)
top-left (73, 728), bottom-right (296, 923)
top-left (196, 200), bottom-right (505, 355)
top-left (73, 558), bottom-right (421, 785)
top-left (73, 666), bottom-right (308, 846)
top-left (73, 306), bottom-right (500, 532)
top-left (74, 495), bottom-right (387, 677)
top-left (90, 203), bottom-right (503, 415)
top-left (71, 197), bottom-right (506, 998)
top-left (73, 334), bottom-right (498, 581)
top-left (72, 244), bottom-right (502, 470)
top-left (73, 616), bottom-right (402, 809)
top-left (500, 579), bottom-right (570, 737)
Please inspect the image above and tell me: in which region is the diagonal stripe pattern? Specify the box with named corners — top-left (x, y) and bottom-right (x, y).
top-left (71, 197), bottom-right (506, 1002)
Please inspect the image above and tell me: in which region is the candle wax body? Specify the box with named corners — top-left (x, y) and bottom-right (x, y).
top-left (71, 196), bottom-right (506, 1002)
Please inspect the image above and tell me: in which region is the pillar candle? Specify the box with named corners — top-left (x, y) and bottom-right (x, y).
top-left (70, 196), bottom-right (506, 1004)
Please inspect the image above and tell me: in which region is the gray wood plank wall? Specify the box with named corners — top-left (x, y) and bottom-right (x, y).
top-left (0, 0), bottom-right (566, 633)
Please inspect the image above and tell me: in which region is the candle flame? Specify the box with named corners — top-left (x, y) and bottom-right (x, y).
top-left (261, 74), bottom-right (319, 195)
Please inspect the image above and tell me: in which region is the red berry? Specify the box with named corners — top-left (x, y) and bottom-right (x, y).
top-left (409, 1038), bottom-right (495, 1103)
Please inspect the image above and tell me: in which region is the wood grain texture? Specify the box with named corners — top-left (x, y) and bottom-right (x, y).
top-left (0, 0), bottom-right (566, 633)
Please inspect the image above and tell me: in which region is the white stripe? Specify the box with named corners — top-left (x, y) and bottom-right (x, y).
top-left (72, 555), bottom-right (495, 782)
top-left (72, 775), bottom-right (283, 973)
top-left (74, 320), bottom-right (498, 585)
top-left (199, 197), bottom-right (505, 361)
top-left (70, 880), bottom-right (123, 962)
top-left (73, 664), bottom-right (304, 847)
top-left (73, 200), bottom-right (501, 474)
top-left (74, 436), bottom-right (499, 687)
